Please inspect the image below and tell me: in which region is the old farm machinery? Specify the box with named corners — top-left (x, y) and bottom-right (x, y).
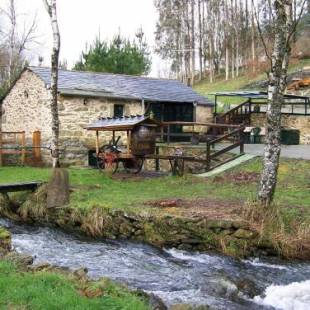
top-left (86, 115), bottom-right (245, 176)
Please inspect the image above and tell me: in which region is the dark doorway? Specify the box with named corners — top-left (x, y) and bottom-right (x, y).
top-left (150, 102), bottom-right (194, 141)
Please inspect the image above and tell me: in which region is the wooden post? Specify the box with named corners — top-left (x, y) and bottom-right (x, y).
top-left (167, 125), bottom-right (171, 145)
top-left (240, 127), bottom-right (244, 154)
top-left (206, 141), bottom-right (211, 171)
top-left (112, 131), bottom-right (115, 144)
top-left (95, 131), bottom-right (99, 155)
top-left (155, 146), bottom-right (159, 171)
top-left (127, 130), bottom-right (131, 153)
top-left (0, 131), bottom-right (2, 166)
top-left (21, 132), bottom-right (26, 164)
top-left (32, 131), bottom-right (41, 162)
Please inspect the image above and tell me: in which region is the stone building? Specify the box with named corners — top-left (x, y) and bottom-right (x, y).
top-left (0, 67), bottom-right (213, 166)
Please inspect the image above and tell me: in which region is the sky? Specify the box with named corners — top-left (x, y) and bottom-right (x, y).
top-left (0, 0), bottom-right (168, 77)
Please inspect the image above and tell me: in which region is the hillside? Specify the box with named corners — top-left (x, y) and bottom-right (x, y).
top-left (194, 58), bottom-right (310, 106)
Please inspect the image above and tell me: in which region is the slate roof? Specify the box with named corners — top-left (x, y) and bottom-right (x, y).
top-left (86, 115), bottom-right (160, 131)
top-left (28, 67), bottom-right (213, 106)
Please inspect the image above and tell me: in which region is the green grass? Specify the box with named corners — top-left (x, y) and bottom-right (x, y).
top-left (0, 158), bottom-right (309, 214)
top-left (194, 58), bottom-right (310, 109)
top-left (0, 260), bottom-right (149, 310)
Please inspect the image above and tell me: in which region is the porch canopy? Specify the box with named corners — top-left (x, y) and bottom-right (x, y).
top-left (212, 91), bottom-right (310, 115)
top-left (86, 115), bottom-right (161, 131)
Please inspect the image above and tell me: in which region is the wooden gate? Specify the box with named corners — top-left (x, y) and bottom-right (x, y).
top-left (0, 131), bottom-right (41, 166)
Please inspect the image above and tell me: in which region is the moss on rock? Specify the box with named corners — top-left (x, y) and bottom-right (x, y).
top-left (0, 226), bottom-right (11, 252)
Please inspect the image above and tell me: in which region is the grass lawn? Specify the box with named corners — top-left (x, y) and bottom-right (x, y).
top-left (0, 260), bottom-right (149, 310)
top-left (0, 158), bottom-right (309, 217)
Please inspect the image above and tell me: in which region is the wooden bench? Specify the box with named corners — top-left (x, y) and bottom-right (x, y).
top-left (0, 182), bottom-right (43, 207)
top-left (0, 182), bottom-right (43, 194)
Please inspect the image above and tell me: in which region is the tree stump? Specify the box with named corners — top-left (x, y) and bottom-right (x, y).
top-left (47, 168), bottom-right (70, 208)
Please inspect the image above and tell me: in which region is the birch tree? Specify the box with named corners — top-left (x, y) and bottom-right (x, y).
top-left (258, 0), bottom-right (306, 206)
top-left (43, 0), bottom-right (60, 168)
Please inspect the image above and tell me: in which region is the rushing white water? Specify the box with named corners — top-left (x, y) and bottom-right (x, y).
top-left (254, 280), bottom-right (310, 310)
top-left (242, 258), bottom-right (290, 271)
top-left (1, 218), bottom-right (310, 309)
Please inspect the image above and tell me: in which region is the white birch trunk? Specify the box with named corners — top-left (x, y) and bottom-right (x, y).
top-left (258, 0), bottom-right (293, 206)
top-left (190, 0), bottom-right (196, 86)
top-left (8, 0), bottom-right (16, 84)
top-left (225, 0), bottom-right (230, 80)
top-left (251, 1), bottom-right (256, 73)
top-left (43, 0), bottom-right (61, 168)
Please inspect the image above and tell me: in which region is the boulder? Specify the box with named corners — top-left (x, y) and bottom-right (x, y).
top-left (28, 262), bottom-right (51, 271)
top-left (233, 229), bottom-right (256, 239)
top-left (4, 251), bottom-right (33, 266)
top-left (73, 267), bottom-right (89, 280)
top-left (206, 220), bottom-right (233, 229)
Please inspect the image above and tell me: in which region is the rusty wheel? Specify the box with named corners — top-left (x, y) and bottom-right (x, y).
top-left (102, 151), bottom-right (119, 174)
top-left (96, 153), bottom-right (105, 170)
top-left (123, 158), bottom-right (144, 174)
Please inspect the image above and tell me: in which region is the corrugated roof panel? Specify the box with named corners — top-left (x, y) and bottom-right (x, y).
top-left (86, 115), bottom-right (159, 130)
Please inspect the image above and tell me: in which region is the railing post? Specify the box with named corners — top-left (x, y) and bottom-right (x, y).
top-left (167, 125), bottom-right (171, 145)
top-left (33, 131), bottom-right (41, 162)
top-left (206, 140), bottom-right (211, 171)
top-left (155, 145), bottom-right (159, 171)
top-left (0, 131), bottom-right (2, 166)
top-left (239, 127), bottom-right (244, 154)
top-left (21, 131), bottom-right (26, 164)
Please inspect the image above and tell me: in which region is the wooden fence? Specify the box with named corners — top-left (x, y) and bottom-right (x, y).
top-left (0, 131), bottom-right (41, 166)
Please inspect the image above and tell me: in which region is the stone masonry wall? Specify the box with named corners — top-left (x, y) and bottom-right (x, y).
top-left (251, 113), bottom-right (310, 144)
top-left (1, 70), bottom-right (52, 162)
top-left (196, 105), bottom-right (213, 123)
top-left (58, 95), bottom-right (142, 165)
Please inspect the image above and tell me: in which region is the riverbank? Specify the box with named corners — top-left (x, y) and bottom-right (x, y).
top-left (0, 225), bottom-right (160, 310)
top-left (2, 218), bottom-right (310, 310)
top-left (0, 158), bottom-right (309, 259)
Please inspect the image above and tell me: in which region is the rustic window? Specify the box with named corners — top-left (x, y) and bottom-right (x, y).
top-left (114, 104), bottom-right (124, 118)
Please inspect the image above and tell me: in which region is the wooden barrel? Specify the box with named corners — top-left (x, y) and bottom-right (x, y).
top-left (131, 125), bottom-right (156, 155)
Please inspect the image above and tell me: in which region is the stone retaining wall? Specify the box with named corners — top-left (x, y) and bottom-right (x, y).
top-left (251, 113), bottom-right (310, 144)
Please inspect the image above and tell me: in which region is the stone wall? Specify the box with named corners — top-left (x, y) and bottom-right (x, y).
top-left (58, 95), bottom-right (142, 165)
top-left (251, 113), bottom-right (310, 144)
top-left (196, 105), bottom-right (213, 123)
top-left (1, 70), bottom-right (52, 162)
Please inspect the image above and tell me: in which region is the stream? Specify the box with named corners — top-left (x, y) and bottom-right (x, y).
top-left (1, 218), bottom-right (309, 310)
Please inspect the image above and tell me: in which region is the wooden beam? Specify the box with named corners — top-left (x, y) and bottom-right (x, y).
top-left (95, 131), bottom-right (99, 155)
top-left (127, 130), bottom-right (131, 153)
top-left (32, 131), bottom-right (41, 161)
top-left (21, 131), bottom-right (26, 164)
top-left (0, 131), bottom-right (2, 166)
top-left (0, 182), bottom-right (43, 193)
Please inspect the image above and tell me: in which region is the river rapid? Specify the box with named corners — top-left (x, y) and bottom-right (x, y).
top-left (1, 218), bottom-right (309, 310)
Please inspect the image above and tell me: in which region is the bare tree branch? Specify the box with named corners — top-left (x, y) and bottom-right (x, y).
top-left (251, 0), bottom-right (272, 64)
top-left (43, 0), bottom-right (52, 17)
top-left (286, 0), bottom-right (307, 45)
